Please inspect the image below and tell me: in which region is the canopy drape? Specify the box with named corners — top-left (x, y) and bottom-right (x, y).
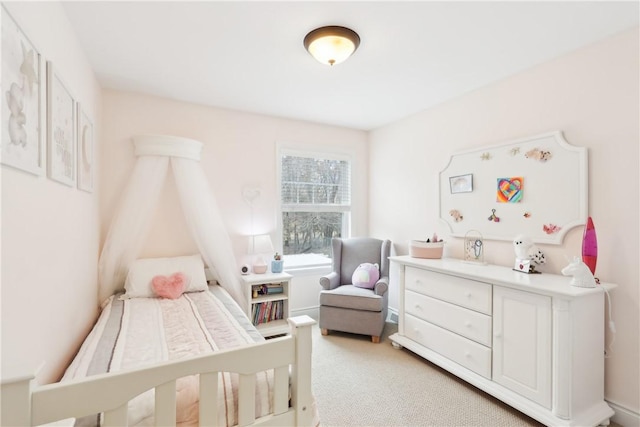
top-left (98, 135), bottom-right (245, 310)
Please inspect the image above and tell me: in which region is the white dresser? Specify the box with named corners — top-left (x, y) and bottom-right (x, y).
top-left (389, 255), bottom-right (615, 427)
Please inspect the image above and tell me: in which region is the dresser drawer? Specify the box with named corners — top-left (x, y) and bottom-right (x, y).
top-left (405, 289), bottom-right (492, 346)
top-left (405, 313), bottom-right (492, 379)
top-left (405, 267), bottom-right (492, 314)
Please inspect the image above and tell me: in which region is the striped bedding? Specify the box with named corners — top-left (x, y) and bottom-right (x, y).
top-left (62, 285), bottom-right (271, 426)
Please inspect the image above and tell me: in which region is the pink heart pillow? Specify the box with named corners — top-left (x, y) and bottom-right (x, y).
top-left (152, 272), bottom-right (187, 299)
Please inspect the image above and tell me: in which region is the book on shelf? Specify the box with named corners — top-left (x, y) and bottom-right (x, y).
top-left (251, 300), bottom-right (284, 326)
top-left (252, 284), bottom-right (284, 296)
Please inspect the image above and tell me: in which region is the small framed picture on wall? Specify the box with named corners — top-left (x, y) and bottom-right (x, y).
top-left (1, 5), bottom-right (46, 175)
top-left (47, 61), bottom-right (76, 186)
top-left (449, 174), bottom-right (473, 194)
top-left (76, 103), bottom-right (93, 192)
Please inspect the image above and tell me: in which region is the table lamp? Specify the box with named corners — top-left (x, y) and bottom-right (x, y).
top-left (250, 234), bottom-right (273, 274)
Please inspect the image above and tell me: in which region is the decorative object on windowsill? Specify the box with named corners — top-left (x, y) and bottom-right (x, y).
top-left (271, 252), bottom-right (284, 273)
top-left (303, 25), bottom-right (360, 66)
top-left (581, 216), bottom-right (598, 279)
top-left (512, 234), bottom-right (546, 274)
top-left (250, 234), bottom-right (273, 274)
top-left (410, 233), bottom-right (444, 259)
top-left (561, 256), bottom-right (597, 288)
top-left (463, 230), bottom-right (486, 265)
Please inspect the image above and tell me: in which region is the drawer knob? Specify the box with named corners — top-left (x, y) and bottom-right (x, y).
top-left (465, 292), bottom-right (472, 298)
top-left (414, 304), bottom-right (422, 310)
top-left (465, 351), bottom-right (471, 358)
top-left (464, 321), bottom-right (471, 328)
top-left (494, 332), bottom-right (502, 338)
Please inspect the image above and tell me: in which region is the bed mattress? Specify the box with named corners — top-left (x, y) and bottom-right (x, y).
top-left (62, 285), bottom-right (271, 426)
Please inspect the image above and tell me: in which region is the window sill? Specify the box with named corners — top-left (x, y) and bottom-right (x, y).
top-left (282, 254), bottom-right (331, 276)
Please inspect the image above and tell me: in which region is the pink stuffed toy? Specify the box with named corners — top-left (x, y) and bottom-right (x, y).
top-left (352, 263), bottom-right (380, 289)
top-left (152, 272), bottom-right (187, 299)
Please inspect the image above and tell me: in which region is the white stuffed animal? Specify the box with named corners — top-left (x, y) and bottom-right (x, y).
top-left (513, 234), bottom-right (546, 265)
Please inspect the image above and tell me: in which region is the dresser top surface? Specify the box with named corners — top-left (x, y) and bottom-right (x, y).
top-left (390, 255), bottom-right (616, 297)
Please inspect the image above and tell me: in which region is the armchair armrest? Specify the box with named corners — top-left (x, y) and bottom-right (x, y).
top-left (374, 276), bottom-right (389, 296)
top-left (319, 271), bottom-right (340, 290)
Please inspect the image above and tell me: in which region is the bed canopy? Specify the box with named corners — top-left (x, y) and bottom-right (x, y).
top-left (98, 135), bottom-right (245, 309)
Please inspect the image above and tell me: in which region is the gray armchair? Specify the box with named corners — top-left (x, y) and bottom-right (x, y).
top-left (319, 237), bottom-right (391, 343)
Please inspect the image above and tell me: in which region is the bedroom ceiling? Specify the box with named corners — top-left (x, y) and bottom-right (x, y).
top-left (61, 1), bottom-right (639, 131)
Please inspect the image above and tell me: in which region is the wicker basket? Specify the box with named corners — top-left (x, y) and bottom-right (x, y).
top-left (409, 240), bottom-right (444, 259)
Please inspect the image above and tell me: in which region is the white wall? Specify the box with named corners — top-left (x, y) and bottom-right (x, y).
top-left (369, 28), bottom-right (639, 416)
top-left (1, 2), bottom-right (102, 383)
top-left (2, 4), bottom-right (636, 419)
top-left (100, 90), bottom-right (368, 278)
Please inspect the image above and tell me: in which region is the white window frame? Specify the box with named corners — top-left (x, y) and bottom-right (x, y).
top-left (276, 146), bottom-right (352, 269)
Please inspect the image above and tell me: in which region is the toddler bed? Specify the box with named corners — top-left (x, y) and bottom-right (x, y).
top-left (1, 257), bottom-right (317, 427)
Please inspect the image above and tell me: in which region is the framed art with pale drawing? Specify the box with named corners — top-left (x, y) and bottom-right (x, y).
top-left (1, 5), bottom-right (46, 175)
top-left (47, 61), bottom-right (76, 186)
top-left (76, 103), bottom-right (93, 192)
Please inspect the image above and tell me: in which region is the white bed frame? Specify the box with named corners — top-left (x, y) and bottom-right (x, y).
top-left (1, 316), bottom-right (316, 427)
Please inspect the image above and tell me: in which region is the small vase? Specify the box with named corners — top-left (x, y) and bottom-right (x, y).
top-left (271, 260), bottom-right (284, 273)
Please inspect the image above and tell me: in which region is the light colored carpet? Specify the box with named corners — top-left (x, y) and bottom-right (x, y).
top-left (311, 321), bottom-right (545, 427)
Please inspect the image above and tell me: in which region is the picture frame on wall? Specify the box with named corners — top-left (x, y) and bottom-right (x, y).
top-left (449, 173), bottom-right (473, 194)
top-left (76, 103), bottom-right (93, 192)
top-left (47, 61), bottom-right (76, 186)
top-left (1, 4), bottom-right (46, 175)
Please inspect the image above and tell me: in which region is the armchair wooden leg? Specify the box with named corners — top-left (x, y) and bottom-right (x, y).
top-left (321, 328), bottom-right (329, 336)
top-left (371, 336), bottom-right (380, 343)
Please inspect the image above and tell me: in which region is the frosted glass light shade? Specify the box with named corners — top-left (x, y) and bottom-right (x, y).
top-left (251, 234), bottom-right (274, 254)
top-left (250, 234), bottom-right (273, 274)
top-left (304, 26), bottom-right (360, 66)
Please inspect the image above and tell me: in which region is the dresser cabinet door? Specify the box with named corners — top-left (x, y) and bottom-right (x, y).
top-left (493, 286), bottom-right (552, 408)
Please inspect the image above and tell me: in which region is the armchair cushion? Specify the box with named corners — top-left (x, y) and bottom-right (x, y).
top-left (320, 285), bottom-right (385, 312)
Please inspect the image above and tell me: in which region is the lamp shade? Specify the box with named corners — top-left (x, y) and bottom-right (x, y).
top-left (251, 234), bottom-right (274, 254)
top-left (304, 26), bottom-right (360, 66)
top-left (250, 234), bottom-right (273, 274)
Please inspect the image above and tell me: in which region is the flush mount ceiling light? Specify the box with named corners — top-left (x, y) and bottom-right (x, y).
top-left (303, 26), bottom-right (360, 66)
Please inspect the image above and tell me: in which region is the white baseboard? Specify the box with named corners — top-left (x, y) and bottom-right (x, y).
top-left (291, 306), bottom-right (318, 321)
top-left (608, 400), bottom-right (640, 426)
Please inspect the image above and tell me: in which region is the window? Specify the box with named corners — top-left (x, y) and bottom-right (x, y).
top-left (279, 150), bottom-right (351, 267)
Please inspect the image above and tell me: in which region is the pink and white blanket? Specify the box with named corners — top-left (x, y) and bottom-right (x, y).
top-left (62, 286), bottom-right (272, 426)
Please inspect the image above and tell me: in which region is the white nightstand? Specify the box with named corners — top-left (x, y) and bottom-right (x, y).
top-left (241, 272), bottom-right (292, 337)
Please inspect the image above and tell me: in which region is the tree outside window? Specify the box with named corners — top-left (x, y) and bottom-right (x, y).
top-left (280, 153), bottom-right (351, 263)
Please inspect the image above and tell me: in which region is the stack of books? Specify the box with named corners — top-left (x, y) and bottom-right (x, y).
top-left (252, 283), bottom-right (284, 296)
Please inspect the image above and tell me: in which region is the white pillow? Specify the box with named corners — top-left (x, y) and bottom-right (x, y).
top-left (123, 254), bottom-right (208, 299)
